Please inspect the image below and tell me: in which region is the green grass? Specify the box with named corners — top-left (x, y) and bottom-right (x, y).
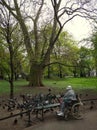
top-left (0, 79), bottom-right (28, 94)
top-left (0, 77), bottom-right (97, 95)
top-left (43, 77), bottom-right (97, 90)
top-left (0, 80), bottom-right (10, 93)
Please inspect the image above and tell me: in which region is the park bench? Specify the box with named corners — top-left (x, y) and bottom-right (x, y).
top-left (34, 103), bottom-right (60, 120)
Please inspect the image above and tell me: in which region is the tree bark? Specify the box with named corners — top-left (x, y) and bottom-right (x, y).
top-left (6, 21), bottom-right (14, 99)
top-left (9, 81), bottom-right (14, 99)
top-left (29, 62), bottom-right (44, 87)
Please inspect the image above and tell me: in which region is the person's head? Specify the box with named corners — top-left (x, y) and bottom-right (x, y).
top-left (66, 85), bottom-right (72, 90)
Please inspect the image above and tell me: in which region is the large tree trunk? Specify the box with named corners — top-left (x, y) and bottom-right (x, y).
top-left (29, 62), bottom-right (44, 87)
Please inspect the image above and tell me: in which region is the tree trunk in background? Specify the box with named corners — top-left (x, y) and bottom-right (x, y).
top-left (29, 62), bottom-right (44, 87)
top-left (59, 64), bottom-right (62, 78)
top-left (9, 54), bottom-right (14, 99)
top-left (0, 70), bottom-right (4, 79)
top-left (47, 66), bottom-right (51, 79)
top-left (73, 67), bottom-right (77, 77)
top-left (96, 67), bottom-right (97, 77)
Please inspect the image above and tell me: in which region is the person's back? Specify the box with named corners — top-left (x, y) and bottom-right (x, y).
top-left (64, 87), bottom-right (76, 101)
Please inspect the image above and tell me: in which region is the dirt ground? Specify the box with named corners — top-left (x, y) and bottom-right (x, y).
top-left (25, 110), bottom-right (97, 130)
top-left (0, 88), bottom-right (97, 130)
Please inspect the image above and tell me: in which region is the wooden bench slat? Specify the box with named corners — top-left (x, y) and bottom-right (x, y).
top-left (35, 103), bottom-right (60, 110)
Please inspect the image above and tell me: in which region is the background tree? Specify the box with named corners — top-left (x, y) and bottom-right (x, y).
top-left (0, 7), bottom-right (16, 98)
top-left (78, 47), bottom-right (93, 77)
top-left (44, 31), bottom-right (79, 78)
top-left (0, 5), bottom-right (25, 98)
top-left (0, 43), bottom-right (9, 79)
top-left (91, 30), bottom-right (97, 76)
top-left (52, 31), bottom-right (79, 78)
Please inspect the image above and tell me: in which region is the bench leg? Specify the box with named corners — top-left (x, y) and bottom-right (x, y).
top-left (41, 109), bottom-right (44, 121)
top-left (36, 110), bottom-right (38, 118)
top-left (36, 109), bottom-right (44, 121)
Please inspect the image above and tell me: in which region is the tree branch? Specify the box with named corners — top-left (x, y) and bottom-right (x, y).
top-left (44, 61), bottom-right (87, 68)
top-left (0, 0), bottom-right (17, 19)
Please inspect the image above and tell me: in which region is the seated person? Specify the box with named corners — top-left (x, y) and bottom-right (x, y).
top-left (57, 85), bottom-right (77, 116)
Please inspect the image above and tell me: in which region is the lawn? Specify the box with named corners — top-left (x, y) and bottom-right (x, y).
top-left (0, 77), bottom-right (97, 95)
top-left (0, 79), bottom-right (28, 94)
top-left (43, 77), bottom-right (97, 90)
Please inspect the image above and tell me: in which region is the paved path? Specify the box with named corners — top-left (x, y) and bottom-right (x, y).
top-left (25, 110), bottom-right (97, 130)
